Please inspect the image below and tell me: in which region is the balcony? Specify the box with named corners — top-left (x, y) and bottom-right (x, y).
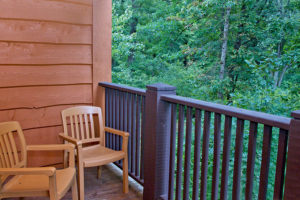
top-left (0, 0), bottom-right (300, 199)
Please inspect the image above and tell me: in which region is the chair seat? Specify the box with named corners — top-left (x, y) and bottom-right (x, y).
top-left (82, 144), bottom-right (125, 167)
top-left (1, 167), bottom-right (76, 198)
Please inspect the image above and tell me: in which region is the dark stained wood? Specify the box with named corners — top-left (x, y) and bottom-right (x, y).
top-left (220, 117), bottom-right (232, 200)
top-left (200, 111), bottom-right (211, 200)
top-left (0, 85), bottom-right (92, 110)
top-left (127, 94), bottom-right (132, 171)
top-left (258, 125), bottom-right (272, 200)
top-left (99, 82), bottom-right (146, 96)
top-left (192, 109), bottom-right (202, 200)
top-left (211, 113), bottom-right (221, 200)
top-left (0, 65), bottom-right (92, 87)
top-left (0, 42), bottom-right (92, 65)
top-left (168, 104), bottom-right (177, 200)
top-left (131, 94), bottom-right (137, 174)
top-left (140, 96), bottom-right (146, 181)
top-left (0, 0), bottom-right (92, 25)
top-left (143, 83), bottom-right (176, 200)
top-left (183, 107), bottom-right (192, 200)
top-left (245, 121), bottom-right (258, 200)
top-left (273, 129), bottom-right (288, 200)
top-left (284, 111), bottom-right (300, 200)
top-left (0, 19), bottom-right (92, 44)
top-left (175, 105), bottom-right (185, 200)
top-left (232, 119), bottom-right (245, 200)
top-left (161, 94), bottom-right (290, 130)
top-left (135, 95), bottom-right (141, 176)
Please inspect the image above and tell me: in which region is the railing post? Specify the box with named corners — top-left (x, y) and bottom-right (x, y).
top-left (143, 83), bottom-right (176, 200)
top-left (284, 110), bottom-right (300, 199)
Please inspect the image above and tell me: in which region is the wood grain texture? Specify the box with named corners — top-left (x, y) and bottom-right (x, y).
top-left (0, 19), bottom-right (92, 44)
top-left (0, 65), bottom-right (92, 87)
top-left (0, 0), bottom-right (92, 24)
top-left (93, 0), bottom-right (112, 114)
top-left (0, 42), bottom-right (92, 64)
top-left (0, 105), bottom-right (91, 130)
top-left (0, 85), bottom-right (92, 110)
top-left (24, 126), bottom-right (64, 167)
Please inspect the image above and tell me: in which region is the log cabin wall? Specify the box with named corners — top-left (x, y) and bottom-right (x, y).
top-left (0, 0), bottom-right (112, 166)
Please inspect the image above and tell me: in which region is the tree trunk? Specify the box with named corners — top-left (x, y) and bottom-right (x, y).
top-left (219, 7), bottom-right (231, 81)
top-left (218, 6), bottom-right (231, 99)
top-left (128, 0), bottom-right (138, 64)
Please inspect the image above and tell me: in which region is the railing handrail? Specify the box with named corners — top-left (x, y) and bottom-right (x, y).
top-left (99, 82), bottom-right (146, 96)
top-left (161, 94), bottom-right (291, 130)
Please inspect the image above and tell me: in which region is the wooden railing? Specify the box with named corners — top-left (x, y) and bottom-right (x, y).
top-left (99, 82), bottom-right (146, 185)
top-left (99, 82), bottom-right (300, 200)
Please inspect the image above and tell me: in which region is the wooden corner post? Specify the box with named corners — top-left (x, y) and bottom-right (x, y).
top-left (143, 83), bottom-right (176, 200)
top-left (284, 110), bottom-right (300, 200)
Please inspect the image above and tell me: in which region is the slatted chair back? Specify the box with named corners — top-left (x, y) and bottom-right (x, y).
top-left (61, 106), bottom-right (105, 145)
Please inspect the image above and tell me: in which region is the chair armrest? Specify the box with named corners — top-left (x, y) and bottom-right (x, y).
top-left (104, 127), bottom-right (129, 152)
top-left (27, 144), bottom-right (74, 151)
top-left (27, 144), bottom-right (75, 168)
top-left (59, 133), bottom-right (82, 145)
top-left (0, 167), bottom-right (56, 176)
top-left (104, 127), bottom-right (129, 137)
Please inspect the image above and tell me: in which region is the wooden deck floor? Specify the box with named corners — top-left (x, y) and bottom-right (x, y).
top-left (8, 166), bottom-right (142, 200)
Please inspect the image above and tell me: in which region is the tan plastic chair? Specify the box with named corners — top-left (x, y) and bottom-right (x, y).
top-left (59, 106), bottom-right (129, 200)
top-left (0, 121), bottom-right (77, 200)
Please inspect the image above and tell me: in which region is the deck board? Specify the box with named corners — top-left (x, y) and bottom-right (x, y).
top-left (7, 166), bottom-right (142, 200)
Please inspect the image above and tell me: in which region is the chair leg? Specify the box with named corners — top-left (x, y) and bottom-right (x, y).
top-left (123, 156), bottom-right (129, 193)
top-left (97, 166), bottom-right (102, 179)
top-left (72, 176), bottom-right (78, 200)
top-left (78, 163), bottom-right (85, 200)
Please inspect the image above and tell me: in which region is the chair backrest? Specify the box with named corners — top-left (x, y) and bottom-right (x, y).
top-left (61, 106), bottom-right (105, 144)
top-left (0, 121), bottom-right (27, 169)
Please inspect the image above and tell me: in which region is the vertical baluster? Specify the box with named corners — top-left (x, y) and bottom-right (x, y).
top-left (127, 93), bottom-right (132, 170)
top-left (105, 88), bottom-right (109, 146)
top-left (135, 95), bottom-right (141, 176)
top-left (140, 96), bottom-right (145, 181)
top-left (168, 104), bottom-right (177, 200)
top-left (183, 107), bottom-right (192, 200)
top-left (123, 92), bottom-right (128, 168)
top-left (258, 125), bottom-right (272, 200)
top-left (273, 129), bottom-right (288, 200)
top-left (119, 91), bottom-right (124, 164)
top-left (112, 89), bottom-right (116, 150)
top-left (245, 121), bottom-right (258, 200)
top-left (108, 88), bottom-right (113, 148)
top-left (131, 94), bottom-right (136, 173)
top-left (176, 105), bottom-right (185, 200)
top-left (200, 111), bottom-right (211, 200)
top-left (192, 109), bottom-right (202, 200)
top-left (0, 138), bottom-right (6, 167)
top-left (115, 90), bottom-right (120, 153)
top-left (220, 116), bottom-right (232, 200)
top-left (232, 119), bottom-right (245, 200)
top-left (211, 113), bottom-right (221, 200)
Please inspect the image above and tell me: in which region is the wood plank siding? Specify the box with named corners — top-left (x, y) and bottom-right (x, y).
top-left (0, 0), bottom-right (112, 166)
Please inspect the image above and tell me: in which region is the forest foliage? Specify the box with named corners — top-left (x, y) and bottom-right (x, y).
top-left (112, 0), bottom-right (299, 117)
